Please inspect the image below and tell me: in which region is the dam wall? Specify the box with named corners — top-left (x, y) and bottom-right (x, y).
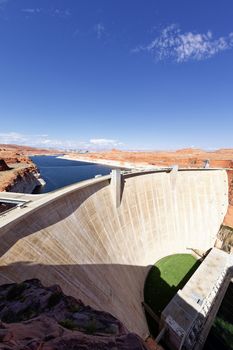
top-left (0, 169), bottom-right (228, 338)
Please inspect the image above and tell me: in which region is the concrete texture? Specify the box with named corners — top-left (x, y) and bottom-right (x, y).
top-left (0, 169), bottom-right (228, 339)
top-left (161, 248), bottom-right (232, 349)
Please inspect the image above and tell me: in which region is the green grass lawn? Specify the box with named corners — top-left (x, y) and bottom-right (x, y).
top-left (144, 253), bottom-right (200, 335)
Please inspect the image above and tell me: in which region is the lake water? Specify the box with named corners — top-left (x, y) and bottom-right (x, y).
top-left (31, 155), bottom-right (118, 193)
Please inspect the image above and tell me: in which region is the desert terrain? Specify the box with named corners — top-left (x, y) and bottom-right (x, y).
top-left (0, 144), bottom-right (58, 192)
top-left (0, 145), bottom-right (233, 226)
top-left (65, 148), bottom-right (233, 168)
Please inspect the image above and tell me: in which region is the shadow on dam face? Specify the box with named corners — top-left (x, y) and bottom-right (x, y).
top-left (0, 260), bottom-right (232, 349)
top-left (0, 170), bottom-right (229, 339)
top-left (0, 179), bottom-right (104, 258)
top-left (0, 261), bottom-right (151, 338)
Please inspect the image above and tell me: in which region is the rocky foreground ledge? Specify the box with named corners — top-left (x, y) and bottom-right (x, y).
top-left (0, 279), bottom-right (159, 350)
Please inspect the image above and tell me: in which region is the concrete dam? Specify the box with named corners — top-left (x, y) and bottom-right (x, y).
top-left (0, 169), bottom-right (229, 341)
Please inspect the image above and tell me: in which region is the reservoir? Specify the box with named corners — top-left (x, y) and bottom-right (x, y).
top-left (31, 155), bottom-right (119, 193)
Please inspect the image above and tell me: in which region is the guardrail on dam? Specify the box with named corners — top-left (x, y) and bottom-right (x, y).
top-left (0, 169), bottom-right (229, 339)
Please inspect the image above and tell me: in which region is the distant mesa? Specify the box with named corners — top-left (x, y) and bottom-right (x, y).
top-left (174, 148), bottom-right (205, 154)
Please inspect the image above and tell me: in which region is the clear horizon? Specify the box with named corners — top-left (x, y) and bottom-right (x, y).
top-left (1, 0), bottom-right (233, 151)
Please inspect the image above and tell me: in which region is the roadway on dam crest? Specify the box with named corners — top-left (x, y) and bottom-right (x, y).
top-left (0, 169), bottom-right (229, 339)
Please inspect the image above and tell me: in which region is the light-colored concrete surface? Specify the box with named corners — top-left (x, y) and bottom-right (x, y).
top-left (161, 248), bottom-right (232, 349)
top-left (0, 169), bottom-right (228, 339)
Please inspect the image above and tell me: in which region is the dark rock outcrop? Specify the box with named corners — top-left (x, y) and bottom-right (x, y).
top-left (0, 160), bottom-right (10, 172)
top-left (0, 279), bottom-right (149, 349)
top-left (216, 225), bottom-right (233, 253)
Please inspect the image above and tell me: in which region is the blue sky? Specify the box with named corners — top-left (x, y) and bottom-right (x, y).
top-left (0, 0), bottom-right (233, 150)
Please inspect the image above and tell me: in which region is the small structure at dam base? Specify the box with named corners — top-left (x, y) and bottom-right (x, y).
top-left (160, 248), bottom-right (233, 350)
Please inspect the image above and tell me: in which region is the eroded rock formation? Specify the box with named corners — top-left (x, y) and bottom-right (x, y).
top-left (0, 145), bottom-right (50, 193)
top-left (0, 279), bottom-right (149, 350)
top-left (0, 160), bottom-right (10, 172)
top-left (216, 225), bottom-right (233, 253)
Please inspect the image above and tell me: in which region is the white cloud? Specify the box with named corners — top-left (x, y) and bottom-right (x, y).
top-left (0, 132), bottom-right (59, 148)
top-left (21, 7), bottom-right (70, 18)
top-left (0, 132), bottom-right (28, 143)
top-left (22, 8), bottom-right (41, 14)
top-left (90, 138), bottom-right (122, 146)
top-left (94, 23), bottom-right (105, 39)
top-left (134, 24), bottom-right (233, 62)
top-left (52, 8), bottom-right (71, 17)
top-left (0, 132), bottom-right (124, 150)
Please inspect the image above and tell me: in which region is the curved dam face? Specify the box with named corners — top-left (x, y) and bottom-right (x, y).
top-left (0, 170), bottom-right (228, 338)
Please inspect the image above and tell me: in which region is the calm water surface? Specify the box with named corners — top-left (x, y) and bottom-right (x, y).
top-left (31, 156), bottom-right (118, 193)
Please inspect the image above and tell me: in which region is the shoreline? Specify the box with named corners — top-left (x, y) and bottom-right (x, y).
top-left (57, 155), bottom-right (161, 170)
top-left (57, 155), bottom-right (134, 169)
top-left (0, 166), bottom-right (45, 194)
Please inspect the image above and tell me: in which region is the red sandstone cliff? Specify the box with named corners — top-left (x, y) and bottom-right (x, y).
top-left (0, 144), bottom-right (59, 157)
top-left (0, 145), bottom-right (51, 193)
